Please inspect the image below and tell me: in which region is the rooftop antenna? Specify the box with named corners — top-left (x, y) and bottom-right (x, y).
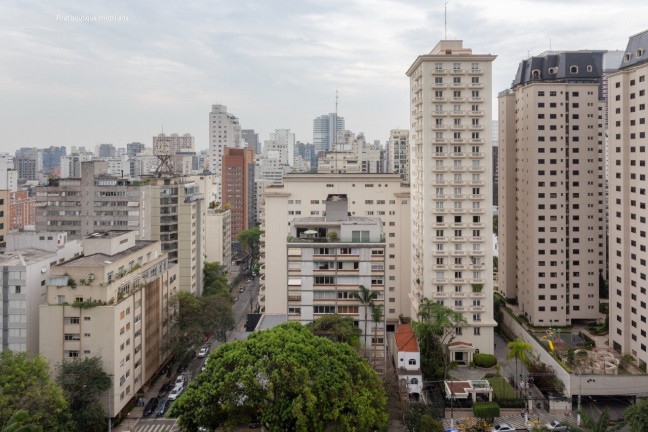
top-left (334, 89), bottom-right (339, 173)
top-left (549, 37), bottom-right (552, 51)
top-left (444, 2), bottom-right (448, 39)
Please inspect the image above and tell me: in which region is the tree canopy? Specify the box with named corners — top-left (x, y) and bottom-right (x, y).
top-left (203, 261), bottom-right (231, 297)
top-left (237, 227), bottom-right (263, 258)
top-left (163, 291), bottom-right (235, 364)
top-left (0, 410), bottom-right (42, 432)
top-left (0, 351), bottom-right (71, 431)
top-left (169, 322), bottom-right (387, 432)
top-left (305, 314), bottom-right (361, 347)
top-left (56, 357), bottom-right (111, 432)
top-left (624, 398), bottom-right (648, 432)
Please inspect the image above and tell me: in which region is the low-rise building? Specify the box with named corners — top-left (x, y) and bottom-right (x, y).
top-left (390, 324), bottom-right (423, 401)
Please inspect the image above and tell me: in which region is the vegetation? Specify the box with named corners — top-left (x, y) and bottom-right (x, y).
top-left (237, 227), bottom-right (263, 259)
top-left (403, 402), bottom-right (444, 432)
top-left (473, 353), bottom-right (497, 368)
top-left (412, 299), bottom-right (467, 380)
top-left (624, 398), bottom-right (648, 432)
top-left (55, 357), bottom-right (111, 432)
top-left (527, 361), bottom-right (565, 396)
top-left (71, 300), bottom-right (103, 309)
top-left (203, 261), bottom-right (231, 297)
top-left (305, 314), bottom-right (361, 347)
top-left (569, 408), bottom-right (623, 432)
top-left (0, 410), bottom-right (42, 432)
top-left (169, 322), bottom-right (387, 431)
top-left (486, 377), bottom-right (516, 399)
top-left (352, 285), bottom-right (379, 358)
top-left (162, 291), bottom-right (234, 365)
top-left (507, 338), bottom-right (532, 392)
top-left (457, 417), bottom-right (492, 432)
top-left (0, 351), bottom-right (71, 431)
top-left (472, 401), bottom-right (500, 421)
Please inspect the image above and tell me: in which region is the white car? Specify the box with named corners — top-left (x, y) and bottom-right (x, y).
top-left (545, 420), bottom-right (569, 431)
top-left (198, 347), bottom-right (208, 358)
top-left (491, 423), bottom-right (515, 432)
top-left (175, 375), bottom-right (185, 387)
top-left (168, 386), bottom-right (184, 401)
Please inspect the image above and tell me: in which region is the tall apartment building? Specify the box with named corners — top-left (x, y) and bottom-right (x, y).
top-left (222, 148), bottom-right (254, 241)
top-left (146, 176), bottom-right (205, 296)
top-left (153, 133), bottom-right (195, 155)
top-left (0, 154), bottom-right (18, 192)
top-left (60, 152), bottom-right (94, 178)
top-left (9, 191), bottom-right (35, 229)
top-left (498, 51), bottom-right (607, 326)
top-left (313, 113), bottom-right (344, 153)
top-left (126, 142), bottom-right (146, 158)
top-left (0, 231), bottom-right (82, 354)
top-left (241, 129), bottom-right (260, 154)
top-left (205, 207), bottom-right (231, 272)
top-left (39, 231), bottom-right (178, 420)
top-left (282, 195), bottom-right (387, 373)
top-left (15, 148), bottom-right (42, 181)
top-left (609, 30), bottom-right (648, 368)
top-left (406, 40), bottom-right (496, 359)
top-left (41, 146), bottom-right (66, 174)
top-left (388, 129), bottom-right (410, 182)
top-left (209, 104), bottom-right (242, 176)
top-left (35, 161), bottom-right (148, 239)
top-left (269, 129), bottom-right (296, 167)
top-left (261, 174), bottom-right (411, 329)
top-left (97, 143), bottom-right (116, 158)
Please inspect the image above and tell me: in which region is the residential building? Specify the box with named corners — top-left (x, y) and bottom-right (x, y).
top-left (97, 144), bottom-right (116, 158)
top-left (261, 174), bottom-right (411, 330)
top-left (389, 324), bottom-right (423, 401)
top-left (205, 207), bottom-right (231, 272)
top-left (0, 191), bottom-right (10, 247)
top-left (0, 231), bottom-right (82, 354)
top-left (498, 50), bottom-right (607, 325)
top-left (209, 104), bottom-right (242, 176)
top-left (242, 129), bottom-right (260, 154)
top-left (222, 148), bottom-right (254, 241)
top-left (35, 161), bottom-right (149, 240)
top-left (269, 129), bottom-right (296, 167)
top-left (60, 152), bottom-right (94, 179)
top-left (146, 176), bottom-right (205, 296)
top-left (153, 133), bottom-right (195, 155)
top-left (9, 191), bottom-right (35, 230)
top-left (406, 40), bottom-right (496, 359)
top-left (388, 129), bottom-right (410, 182)
top-left (39, 231), bottom-right (178, 420)
top-left (41, 146), bottom-right (66, 175)
top-left (0, 154), bottom-right (18, 192)
top-left (313, 113), bottom-right (344, 153)
top-left (15, 148), bottom-right (42, 181)
top-left (609, 29), bottom-right (648, 368)
top-left (282, 195), bottom-right (387, 373)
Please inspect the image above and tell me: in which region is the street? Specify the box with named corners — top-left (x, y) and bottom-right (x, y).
top-left (231, 273), bottom-right (260, 332)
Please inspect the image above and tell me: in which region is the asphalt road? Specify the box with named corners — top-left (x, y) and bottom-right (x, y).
top-left (232, 274), bottom-right (260, 331)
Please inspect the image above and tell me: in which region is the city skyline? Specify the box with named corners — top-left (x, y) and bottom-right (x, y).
top-left (2, 0), bottom-right (648, 152)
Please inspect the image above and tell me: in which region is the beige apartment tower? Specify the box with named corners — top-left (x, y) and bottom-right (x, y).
top-left (499, 51), bottom-right (607, 326)
top-left (406, 41), bottom-right (496, 359)
top-left (608, 30), bottom-right (648, 368)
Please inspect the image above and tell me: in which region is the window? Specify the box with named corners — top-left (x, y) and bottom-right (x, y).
top-left (408, 359), bottom-right (417, 365)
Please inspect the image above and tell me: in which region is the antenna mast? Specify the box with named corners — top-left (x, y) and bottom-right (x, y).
top-left (444, 2), bottom-right (447, 39)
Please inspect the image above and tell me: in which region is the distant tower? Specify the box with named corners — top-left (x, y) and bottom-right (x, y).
top-left (313, 113), bottom-right (344, 153)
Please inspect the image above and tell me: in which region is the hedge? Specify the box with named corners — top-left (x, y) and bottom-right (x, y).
top-left (474, 353), bottom-right (497, 368)
top-left (473, 401), bottom-right (500, 419)
top-left (496, 398), bottom-right (526, 408)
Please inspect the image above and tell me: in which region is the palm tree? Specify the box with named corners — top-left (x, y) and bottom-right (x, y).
top-left (507, 338), bottom-right (532, 395)
top-left (370, 303), bottom-right (383, 370)
top-left (352, 285), bottom-right (377, 358)
top-left (1, 410), bottom-right (41, 432)
top-left (572, 407), bottom-right (623, 432)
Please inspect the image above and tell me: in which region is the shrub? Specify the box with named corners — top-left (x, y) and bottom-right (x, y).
top-left (473, 401), bottom-right (500, 419)
top-left (474, 353), bottom-right (497, 368)
top-left (496, 398), bottom-right (526, 408)
top-left (483, 372), bottom-right (500, 378)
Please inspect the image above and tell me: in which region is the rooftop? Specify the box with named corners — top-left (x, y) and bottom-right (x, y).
top-left (57, 240), bottom-right (157, 268)
top-left (0, 249), bottom-right (55, 267)
top-left (394, 324), bottom-right (419, 352)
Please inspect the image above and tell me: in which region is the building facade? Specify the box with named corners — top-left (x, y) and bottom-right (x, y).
top-left (222, 148), bottom-right (255, 241)
top-left (39, 231), bottom-right (178, 420)
top-left (209, 104), bottom-right (242, 176)
top-left (153, 133), bottom-right (195, 155)
top-left (313, 113), bottom-right (345, 153)
top-left (608, 29), bottom-right (648, 368)
top-left (406, 40), bottom-right (496, 358)
top-left (498, 51), bottom-right (607, 325)
top-left (388, 129), bottom-right (410, 182)
top-left (205, 207), bottom-right (231, 271)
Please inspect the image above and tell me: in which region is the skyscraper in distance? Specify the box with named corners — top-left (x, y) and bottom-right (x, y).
top-left (313, 113), bottom-right (344, 153)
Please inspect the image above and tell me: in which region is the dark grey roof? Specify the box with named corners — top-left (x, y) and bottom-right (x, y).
top-left (620, 29), bottom-right (648, 70)
top-left (512, 51), bottom-right (606, 88)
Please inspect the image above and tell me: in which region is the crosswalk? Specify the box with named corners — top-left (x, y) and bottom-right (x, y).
top-left (134, 418), bottom-right (179, 432)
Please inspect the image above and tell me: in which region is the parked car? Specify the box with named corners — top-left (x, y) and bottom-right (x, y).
top-left (175, 375), bottom-right (185, 387)
top-left (233, 295), bottom-right (239, 301)
top-left (156, 399), bottom-right (170, 417)
top-left (157, 381), bottom-right (172, 398)
top-left (491, 424), bottom-right (515, 432)
top-left (176, 363), bottom-right (187, 374)
top-left (248, 421), bottom-right (261, 428)
top-left (142, 398), bottom-right (159, 417)
top-left (239, 286), bottom-right (245, 293)
top-left (545, 420), bottom-right (569, 431)
top-left (198, 347), bottom-right (208, 358)
top-left (168, 386), bottom-right (184, 401)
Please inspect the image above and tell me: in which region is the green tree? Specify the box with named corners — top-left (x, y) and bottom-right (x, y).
top-left (370, 303), bottom-right (383, 369)
top-left (305, 314), bottom-right (361, 347)
top-left (572, 408), bottom-right (622, 432)
top-left (55, 357), bottom-right (111, 432)
top-left (352, 285), bottom-right (378, 357)
top-left (203, 261), bottom-right (231, 297)
top-left (0, 410), bottom-right (42, 432)
top-left (237, 227), bottom-right (263, 259)
top-left (0, 351), bottom-right (71, 431)
top-left (169, 322), bottom-right (387, 432)
top-left (163, 291), bottom-right (235, 364)
top-left (624, 398), bottom-right (648, 432)
top-left (404, 403), bottom-right (444, 432)
top-left (507, 338), bottom-right (532, 393)
top-left (412, 299), bottom-right (467, 379)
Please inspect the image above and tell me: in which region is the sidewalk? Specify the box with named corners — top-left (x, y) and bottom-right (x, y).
top-left (113, 371), bottom-right (176, 432)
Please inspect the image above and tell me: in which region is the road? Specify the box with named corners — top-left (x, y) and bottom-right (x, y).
top-left (231, 273), bottom-right (260, 331)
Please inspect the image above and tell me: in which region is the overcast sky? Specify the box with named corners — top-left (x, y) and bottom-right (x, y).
top-left (1, 0), bottom-right (647, 153)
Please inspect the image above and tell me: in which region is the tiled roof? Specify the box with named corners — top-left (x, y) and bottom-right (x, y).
top-left (394, 324), bottom-right (419, 352)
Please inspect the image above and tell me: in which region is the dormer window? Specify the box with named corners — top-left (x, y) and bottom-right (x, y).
top-left (570, 66), bottom-right (579, 74)
top-left (531, 69), bottom-right (541, 79)
top-left (625, 53), bottom-right (633, 62)
top-left (548, 67), bottom-right (557, 74)
top-left (587, 65), bottom-right (593, 72)
top-left (637, 49), bottom-right (645, 59)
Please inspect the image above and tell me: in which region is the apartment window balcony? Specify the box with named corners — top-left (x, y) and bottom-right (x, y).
top-left (451, 166), bottom-right (465, 172)
top-left (470, 97), bottom-right (483, 102)
top-left (454, 306), bottom-right (465, 311)
top-left (433, 97), bottom-right (447, 103)
top-left (452, 236), bottom-right (466, 242)
top-left (451, 194), bottom-right (464, 200)
top-left (470, 291), bottom-right (486, 298)
top-left (470, 166), bottom-right (484, 172)
top-left (432, 208), bottom-right (447, 214)
top-left (451, 97), bottom-right (465, 103)
top-left (432, 111), bottom-right (447, 117)
top-left (433, 153), bottom-right (448, 159)
top-left (432, 166), bottom-right (448, 172)
top-left (469, 152), bottom-right (483, 158)
top-left (451, 83), bottom-right (465, 88)
top-left (432, 83), bottom-right (447, 88)
top-left (432, 179), bottom-right (446, 185)
top-left (469, 180), bottom-right (485, 186)
top-left (469, 194), bottom-right (485, 200)
top-left (432, 69), bottom-right (447, 74)
top-left (469, 68), bottom-right (484, 74)
top-left (450, 69), bottom-right (465, 74)
top-left (468, 111), bottom-right (484, 116)
top-left (470, 208), bottom-right (485, 214)
top-left (470, 82), bottom-right (484, 88)
top-left (470, 236), bottom-right (485, 242)
top-left (452, 180), bottom-right (465, 185)
top-left (469, 305), bottom-right (485, 312)
top-left (431, 292), bottom-right (446, 299)
top-left (451, 152), bottom-right (465, 158)
top-left (435, 194), bottom-right (447, 199)
top-left (450, 110), bottom-right (466, 116)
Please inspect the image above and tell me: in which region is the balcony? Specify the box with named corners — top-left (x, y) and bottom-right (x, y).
top-left (450, 68), bottom-right (465, 74)
top-left (432, 68), bottom-right (446, 74)
top-left (431, 110), bottom-right (447, 117)
top-left (450, 110), bottom-right (466, 116)
top-left (468, 111), bottom-right (484, 116)
top-left (469, 68), bottom-right (484, 74)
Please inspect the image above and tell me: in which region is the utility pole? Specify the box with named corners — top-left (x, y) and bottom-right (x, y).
top-left (577, 371), bottom-right (582, 426)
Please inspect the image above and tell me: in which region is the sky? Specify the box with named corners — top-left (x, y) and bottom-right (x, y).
top-left (1, 0), bottom-right (648, 153)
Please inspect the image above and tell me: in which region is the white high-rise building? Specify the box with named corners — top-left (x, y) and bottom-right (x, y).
top-left (269, 129), bottom-right (296, 167)
top-left (387, 129), bottom-right (409, 182)
top-left (0, 154), bottom-right (18, 192)
top-left (313, 113), bottom-right (344, 153)
top-left (209, 104), bottom-right (242, 176)
top-left (153, 133), bottom-right (195, 155)
top-left (406, 40), bottom-right (496, 361)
